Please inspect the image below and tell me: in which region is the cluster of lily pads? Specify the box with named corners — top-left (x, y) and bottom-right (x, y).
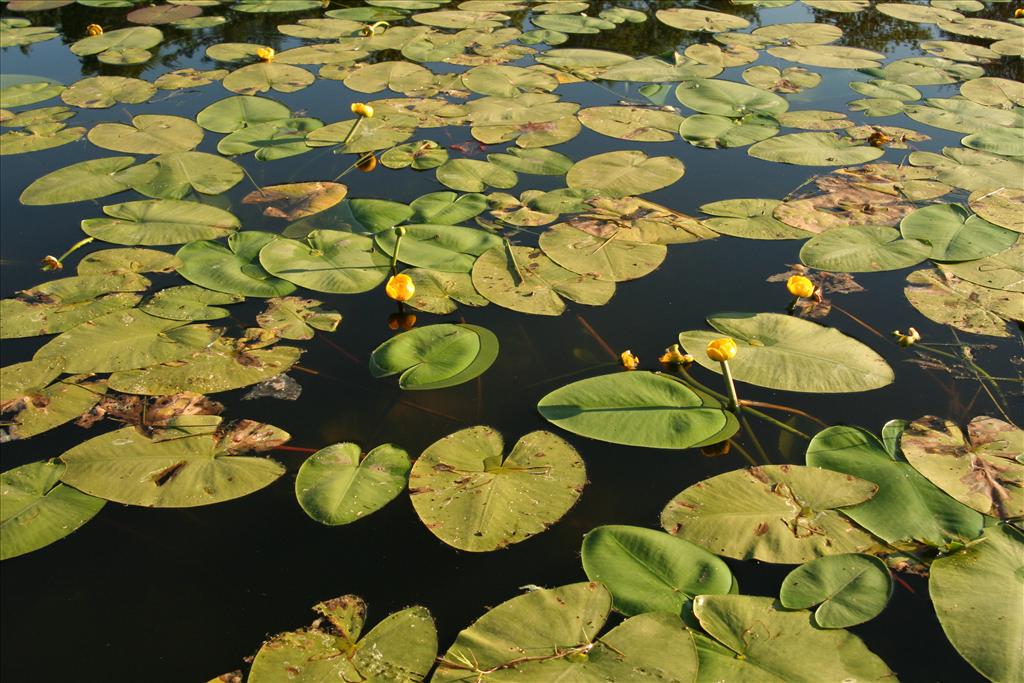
top-left (1, 0), bottom-right (1022, 681)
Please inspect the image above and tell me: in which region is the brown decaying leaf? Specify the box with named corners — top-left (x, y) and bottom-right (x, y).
top-left (242, 182), bottom-right (347, 221)
top-left (217, 418), bottom-right (289, 454)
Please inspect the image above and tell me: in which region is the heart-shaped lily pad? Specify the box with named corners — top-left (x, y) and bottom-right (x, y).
top-left (295, 443), bottom-right (411, 526)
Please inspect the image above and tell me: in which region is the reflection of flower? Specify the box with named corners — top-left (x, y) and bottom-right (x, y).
top-left (706, 338), bottom-right (737, 362)
top-left (387, 312), bottom-right (417, 330)
top-left (256, 47), bottom-right (275, 62)
top-left (351, 102), bottom-right (374, 118)
top-left (892, 327), bottom-right (921, 347)
top-left (40, 255), bottom-right (63, 271)
top-left (659, 344), bottom-right (693, 367)
top-left (786, 275), bottom-right (815, 298)
top-left (386, 273), bottom-right (415, 302)
top-left (85, 24), bottom-right (103, 36)
top-left (620, 350), bottom-right (639, 370)
top-left (356, 153), bottom-right (377, 172)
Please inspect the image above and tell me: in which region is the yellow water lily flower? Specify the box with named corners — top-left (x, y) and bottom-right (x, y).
top-left (706, 338), bottom-right (737, 362)
top-left (620, 350), bottom-right (639, 370)
top-left (256, 47), bottom-right (275, 62)
top-left (659, 344), bottom-right (693, 367)
top-left (386, 273), bottom-right (415, 302)
top-left (892, 327), bottom-right (921, 347)
top-left (1016, 8), bottom-right (1024, 18)
top-left (351, 102), bottom-right (374, 118)
top-left (85, 24), bottom-right (103, 37)
top-left (786, 275), bottom-right (815, 299)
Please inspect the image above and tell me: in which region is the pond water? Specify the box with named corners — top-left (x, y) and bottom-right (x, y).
top-left (1, 1), bottom-right (1021, 682)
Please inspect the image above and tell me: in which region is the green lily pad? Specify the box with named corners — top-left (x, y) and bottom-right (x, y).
top-left (906, 268), bottom-right (1022, 338)
top-left (963, 128), bottom-right (1024, 158)
top-left (901, 416), bottom-right (1024, 519)
top-left (0, 23), bottom-right (57, 48)
top-left (380, 140), bottom-right (448, 170)
top-left (248, 596), bottom-right (436, 683)
top-left (295, 443), bottom-right (411, 526)
top-left (681, 113), bottom-right (779, 149)
top-left (905, 98), bottom-right (1023, 134)
top-left (0, 357), bottom-right (64, 406)
top-left (177, 231), bottom-right (297, 298)
top-left (538, 223), bottom-right (666, 282)
top-left (59, 417), bottom-right (287, 507)
top-left (20, 156), bottom-right (134, 206)
top-left (20, 272), bottom-right (150, 305)
top-left (69, 26), bottom-right (162, 57)
top-left (461, 64), bottom-right (558, 97)
top-left (258, 230), bottom-right (390, 293)
top-left (849, 79), bottom-right (921, 101)
top-left (306, 115), bottom-right (416, 154)
top-left (472, 245), bottom-right (615, 316)
top-left (108, 341), bottom-right (301, 395)
top-left (532, 13), bottom-right (614, 33)
top-left (909, 147), bottom-right (1024, 192)
top-left (777, 110), bottom-right (852, 131)
top-left (0, 76), bottom-right (63, 108)
top-left (0, 124), bottom-right (85, 155)
top-left (780, 554), bottom-right (892, 628)
top-left (882, 57), bottom-right (983, 85)
top-left (119, 151), bottom-right (244, 200)
top-left (218, 117), bottom-right (322, 161)
top-left (87, 115), bottom-right (203, 154)
top-left (700, 198), bottom-right (813, 240)
top-left (969, 188), bottom-right (1024, 233)
top-left (767, 45), bottom-right (883, 69)
top-left (661, 465), bottom-right (879, 563)
top-left (675, 79), bottom-right (788, 118)
top-left (876, 2), bottom-right (964, 23)
top-left (692, 595), bottom-right (897, 681)
top-left (0, 461), bottom-right (105, 561)
top-left (232, 0), bottom-right (321, 12)
top-left (748, 132), bottom-right (884, 166)
top-left (196, 95), bottom-right (291, 133)
top-left (376, 224), bottom-right (501, 273)
top-left (349, 198), bottom-right (414, 232)
top-left (369, 323), bottom-right (497, 390)
top-left (76, 248), bottom-right (180, 276)
top-left (142, 286), bottom-right (243, 322)
top-left (577, 106), bottom-right (684, 142)
top-left (960, 77), bottom-right (1024, 109)
top-left (410, 191), bottom-right (486, 225)
top-left (581, 524), bottom-right (734, 617)
top-left (34, 310), bottom-right (220, 374)
top-left (222, 62), bottom-right (314, 96)
top-left (61, 76), bottom-right (156, 109)
top-left (681, 312), bottom-right (894, 393)
top-left (900, 204), bottom-right (1018, 262)
top-left (127, 4), bottom-right (201, 24)
top-left (941, 240), bottom-right (1024, 292)
top-left (0, 294), bottom-right (142, 340)
top-left (256, 297), bottom-right (340, 341)
top-left (656, 8), bottom-right (749, 32)
top-left (410, 427), bottom-right (583, 551)
top-left (344, 60), bottom-right (435, 94)
top-left (434, 582), bottom-right (699, 682)
top-left (930, 525), bottom-right (1024, 683)
top-left (566, 150), bottom-right (684, 198)
top-left (799, 225), bottom-right (930, 272)
top-left (404, 268), bottom-right (487, 314)
top-left (435, 158), bottom-right (518, 193)
top-left (82, 199), bottom-right (239, 246)
top-left (537, 371), bottom-right (738, 449)
top-left (5, 376), bottom-right (107, 440)
top-left (743, 65), bottom-right (821, 93)
top-left (807, 424), bottom-right (984, 546)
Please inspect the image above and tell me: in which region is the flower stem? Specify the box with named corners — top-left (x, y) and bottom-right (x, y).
top-left (720, 360), bottom-right (739, 412)
top-left (57, 236), bottom-right (94, 262)
top-left (390, 230), bottom-right (404, 274)
top-left (340, 116), bottom-right (363, 148)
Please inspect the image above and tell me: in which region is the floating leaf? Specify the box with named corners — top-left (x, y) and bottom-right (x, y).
top-left (748, 132), bottom-right (883, 166)
top-left (4, 376), bottom-right (107, 440)
top-left (700, 198), bottom-right (812, 240)
top-left (376, 224), bottom-right (501, 273)
top-left (243, 182), bottom-right (347, 221)
top-left (906, 268), bottom-right (1022, 338)
top-left (882, 57), bottom-right (983, 85)
top-left (258, 230), bottom-right (390, 293)
top-left (248, 596), bottom-right (436, 683)
top-left (344, 60), bottom-right (435, 94)
top-left (656, 8), bottom-right (749, 32)
top-left (108, 341), bottom-right (301, 395)
top-left (177, 231), bottom-right (296, 298)
top-left (904, 204), bottom-right (1019, 263)
top-left (566, 150), bottom-right (684, 198)
top-left (196, 95), bottom-right (291, 134)
top-left (806, 424), bottom-right (983, 546)
top-left (681, 113), bottom-right (779, 149)
top-left (435, 158), bottom-right (518, 193)
top-left (768, 45), bottom-right (882, 69)
top-left (69, 26), bottom-right (162, 57)
top-left (434, 583), bottom-right (699, 682)
top-left (901, 416), bottom-right (1024, 519)
top-left (380, 140), bottom-right (448, 170)
top-left (410, 191), bottom-right (486, 225)
top-left (692, 595), bottom-right (897, 681)
top-left (0, 75), bottom-right (63, 108)
top-left (59, 417), bottom-right (287, 507)
top-left (969, 188), bottom-right (1024, 233)
top-left (0, 294), bottom-right (141, 340)
top-left (404, 268), bottom-right (487, 314)
top-left (909, 147), bottom-right (1024, 192)
top-left (61, 76), bottom-right (156, 109)
top-left (799, 225), bottom-right (930, 272)
top-left (306, 115), bottom-right (416, 154)
top-left (295, 443), bottom-right (410, 526)
top-left (539, 223), bottom-right (666, 282)
top-left (218, 117), bottom-right (322, 161)
top-left (661, 465), bottom-right (879, 563)
top-left (743, 65), bottom-right (821, 93)
top-left (930, 525), bottom-right (1024, 683)
top-left (142, 286), bottom-right (243, 322)
top-left (679, 312), bottom-right (894, 393)
top-left (0, 124), bottom-right (84, 155)
top-left (82, 199), bottom-right (239, 246)
top-left (120, 151), bottom-right (244, 199)
top-left (77, 248), bottom-right (180, 276)
top-left (369, 323), bottom-right (497, 390)
top-left (778, 110), bottom-right (851, 131)
top-left (538, 371), bottom-right (738, 449)
top-left (20, 156), bottom-right (134, 206)
top-left (960, 77), bottom-right (1024, 109)
top-left (905, 98), bottom-right (1023, 135)
top-left (0, 461), bottom-right (105, 561)
top-left (577, 106), bottom-right (684, 142)
top-left (675, 79), bottom-right (788, 118)
top-left (472, 245), bottom-right (615, 316)
top-left (87, 115), bottom-right (203, 154)
top-left (780, 554), bottom-right (891, 628)
top-left (127, 4), bottom-right (201, 25)
top-left (461, 64), bottom-right (558, 97)
top-left (581, 524), bottom-right (734, 617)
top-left (256, 297), bottom-right (340, 340)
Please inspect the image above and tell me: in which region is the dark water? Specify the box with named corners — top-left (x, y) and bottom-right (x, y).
top-left (1, 2), bottom-right (1020, 681)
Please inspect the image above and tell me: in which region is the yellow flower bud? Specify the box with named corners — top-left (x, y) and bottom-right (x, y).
top-left (1016, 8), bottom-right (1024, 17)
top-left (86, 24), bottom-right (103, 36)
top-left (659, 344), bottom-right (693, 367)
top-left (786, 275), bottom-right (815, 299)
top-left (892, 327), bottom-right (921, 347)
top-left (385, 273), bottom-right (415, 302)
top-left (620, 350), bottom-right (639, 370)
top-left (256, 47), bottom-right (275, 62)
top-left (706, 338), bottom-right (737, 362)
top-left (351, 102), bottom-right (374, 119)
top-left (40, 255), bottom-right (63, 271)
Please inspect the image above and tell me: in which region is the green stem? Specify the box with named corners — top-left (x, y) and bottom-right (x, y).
top-left (56, 236), bottom-right (94, 263)
top-left (728, 438), bottom-right (760, 468)
top-left (390, 229), bottom-right (404, 274)
top-left (340, 116), bottom-right (363, 147)
top-left (720, 360), bottom-right (739, 412)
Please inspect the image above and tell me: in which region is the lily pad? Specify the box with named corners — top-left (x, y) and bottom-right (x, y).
top-left (177, 231), bottom-right (296, 298)
top-left (748, 132), bottom-right (883, 166)
top-left (768, 45), bottom-right (883, 69)
top-left (806, 424), bottom-right (984, 546)
top-left (780, 554), bottom-right (891, 628)
top-left (376, 224), bottom-right (502, 273)
top-left (87, 115), bottom-right (203, 154)
top-left (217, 117), bottom-right (322, 161)
top-left (679, 312), bottom-right (894, 393)
top-left (404, 269), bottom-right (488, 314)
top-left (656, 8), bottom-right (749, 32)
top-left (59, 417), bottom-right (287, 507)
top-left (435, 158), bottom-right (518, 193)
top-left (969, 188), bottom-right (1024, 232)
top-left (0, 461), bottom-right (105, 561)
top-left (69, 26), bottom-right (163, 57)
top-left (0, 124), bottom-right (85, 156)
top-left (295, 443), bottom-right (410, 526)
top-left (257, 297), bottom-right (340, 340)
top-left (0, 76), bottom-right (63, 108)
top-left (258, 230), bottom-right (390, 294)
top-left (962, 128), bottom-right (1024, 158)
top-left (900, 203), bottom-right (1018, 262)
top-left (700, 198), bottom-right (812, 240)
top-left (119, 151), bottom-right (244, 199)
top-left (5, 376), bottom-right (107, 440)
top-left (61, 76), bottom-right (156, 109)
top-left (243, 182), bottom-right (347, 221)
top-left (681, 113), bottom-right (779, 149)
top-left (82, 199), bottom-right (239, 246)
top-left (578, 106), bottom-right (684, 142)
top-left (901, 416), bottom-right (1024, 519)
top-left (538, 371), bottom-right (738, 449)
top-left (0, 294), bottom-right (142, 340)
top-left (142, 286), bottom-right (243, 322)
top-left (743, 65), bottom-right (821, 93)
top-left (566, 150), bottom-right (684, 198)
top-left (675, 79), bottom-right (788, 118)
top-left (539, 223), bottom-right (666, 282)
top-left (799, 226), bottom-right (930, 272)
top-left (369, 323), bottom-right (497, 390)
top-left (20, 156), bottom-right (134, 206)
top-left (906, 267), bottom-right (1022, 337)
top-left (581, 524), bottom-right (734, 617)
top-left (410, 191), bottom-right (486, 225)
top-left (380, 140), bottom-right (448, 170)
top-left (909, 147), bottom-right (1024, 192)
top-left (930, 525), bottom-right (1024, 683)
top-left (196, 95), bottom-right (291, 134)
top-left (661, 465), bottom-right (879, 563)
